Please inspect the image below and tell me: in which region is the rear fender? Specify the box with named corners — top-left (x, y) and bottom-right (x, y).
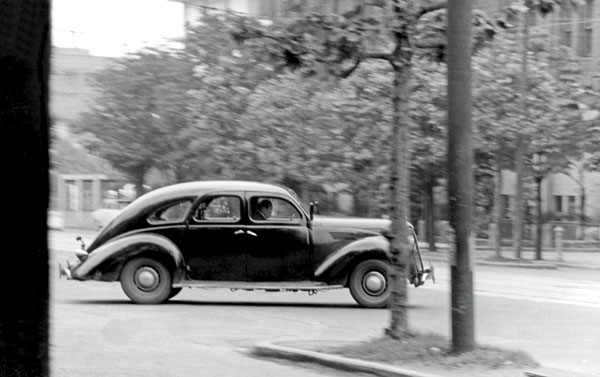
top-left (71, 233), bottom-right (185, 283)
top-left (314, 235), bottom-right (391, 284)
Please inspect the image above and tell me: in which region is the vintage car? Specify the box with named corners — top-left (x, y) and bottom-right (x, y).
top-left (59, 181), bottom-right (433, 308)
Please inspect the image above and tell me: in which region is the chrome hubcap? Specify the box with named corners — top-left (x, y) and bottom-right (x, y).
top-left (363, 271), bottom-right (387, 296)
top-left (135, 266), bottom-right (160, 291)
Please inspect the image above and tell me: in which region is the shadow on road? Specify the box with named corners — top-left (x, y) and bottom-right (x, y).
top-left (59, 299), bottom-right (424, 310)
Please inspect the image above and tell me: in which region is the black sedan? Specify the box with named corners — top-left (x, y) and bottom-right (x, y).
top-left (60, 181), bottom-right (433, 308)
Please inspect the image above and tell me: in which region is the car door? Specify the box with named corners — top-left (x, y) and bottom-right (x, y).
top-left (184, 192), bottom-right (247, 281)
top-left (244, 192), bottom-right (311, 282)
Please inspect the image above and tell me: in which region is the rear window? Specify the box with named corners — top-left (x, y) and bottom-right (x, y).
top-left (147, 199), bottom-right (193, 224)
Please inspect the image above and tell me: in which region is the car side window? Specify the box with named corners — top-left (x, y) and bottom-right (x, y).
top-left (193, 196), bottom-right (241, 222)
top-left (250, 197), bottom-right (301, 223)
top-left (148, 199), bottom-right (193, 224)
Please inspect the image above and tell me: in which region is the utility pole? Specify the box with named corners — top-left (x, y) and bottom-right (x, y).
top-left (447, 0), bottom-right (475, 353)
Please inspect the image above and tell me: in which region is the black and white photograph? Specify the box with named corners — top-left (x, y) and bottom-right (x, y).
top-left (1, 0), bottom-right (600, 376)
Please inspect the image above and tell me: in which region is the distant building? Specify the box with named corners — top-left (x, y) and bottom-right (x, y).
top-left (475, 0), bottom-right (600, 88)
top-left (474, 0), bottom-right (600, 223)
top-left (173, 0), bottom-right (380, 28)
top-left (50, 47), bottom-right (114, 122)
top-left (49, 47), bottom-right (126, 229)
top-left (500, 169), bottom-right (600, 222)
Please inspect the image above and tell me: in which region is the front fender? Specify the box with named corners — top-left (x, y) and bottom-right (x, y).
top-left (71, 233), bottom-right (185, 283)
top-left (314, 235), bottom-right (390, 283)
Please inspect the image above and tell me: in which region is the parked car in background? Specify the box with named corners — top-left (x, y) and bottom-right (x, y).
top-left (61, 181), bottom-right (433, 308)
top-left (91, 198), bottom-right (131, 229)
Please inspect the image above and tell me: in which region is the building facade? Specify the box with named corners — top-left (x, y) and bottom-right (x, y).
top-left (475, 0), bottom-right (600, 88)
top-left (49, 47), bottom-right (126, 229)
top-left (50, 47), bottom-right (114, 123)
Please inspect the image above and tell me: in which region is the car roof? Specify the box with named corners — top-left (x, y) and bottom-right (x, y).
top-left (128, 180), bottom-right (292, 209)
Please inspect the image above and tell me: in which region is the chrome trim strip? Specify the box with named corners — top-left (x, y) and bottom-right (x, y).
top-left (172, 281), bottom-right (342, 290)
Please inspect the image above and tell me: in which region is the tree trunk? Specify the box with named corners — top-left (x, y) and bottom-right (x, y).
top-left (426, 174), bottom-right (437, 252)
top-left (535, 176), bottom-right (543, 260)
top-left (447, 0), bottom-right (475, 353)
top-left (514, 136), bottom-right (525, 259)
top-left (514, 10), bottom-right (530, 260)
top-left (579, 168), bottom-right (586, 240)
top-left (493, 161), bottom-right (503, 257)
top-left (386, 66), bottom-right (411, 339)
top-left (135, 170), bottom-right (147, 198)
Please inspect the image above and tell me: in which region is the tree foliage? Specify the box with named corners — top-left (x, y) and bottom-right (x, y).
top-left (74, 48), bottom-right (198, 196)
top-left (70, 4), bottom-right (600, 342)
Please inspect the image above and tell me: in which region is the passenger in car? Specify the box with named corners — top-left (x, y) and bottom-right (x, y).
top-left (254, 199), bottom-right (273, 220)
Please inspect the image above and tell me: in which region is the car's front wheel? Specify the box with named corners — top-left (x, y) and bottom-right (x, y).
top-left (120, 257), bottom-right (172, 304)
top-left (348, 259), bottom-right (391, 308)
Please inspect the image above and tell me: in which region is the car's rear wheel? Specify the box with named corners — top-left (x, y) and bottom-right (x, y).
top-left (120, 257), bottom-right (172, 304)
top-left (349, 259), bottom-right (391, 308)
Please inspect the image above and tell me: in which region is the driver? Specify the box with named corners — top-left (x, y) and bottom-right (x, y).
top-left (254, 199), bottom-right (273, 220)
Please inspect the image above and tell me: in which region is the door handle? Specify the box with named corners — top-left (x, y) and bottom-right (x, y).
top-left (234, 229), bottom-right (245, 235)
top-left (246, 230), bottom-right (258, 237)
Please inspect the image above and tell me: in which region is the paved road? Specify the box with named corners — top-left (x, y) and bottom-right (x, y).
top-left (50, 230), bottom-right (600, 376)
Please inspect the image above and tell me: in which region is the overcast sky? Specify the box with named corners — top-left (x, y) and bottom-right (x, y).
top-left (52, 0), bottom-right (185, 56)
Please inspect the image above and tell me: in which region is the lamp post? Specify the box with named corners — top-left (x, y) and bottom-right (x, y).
top-left (532, 152), bottom-right (549, 260)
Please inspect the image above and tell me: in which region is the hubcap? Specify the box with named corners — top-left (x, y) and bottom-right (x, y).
top-left (135, 266), bottom-right (160, 291)
top-left (363, 271), bottom-right (387, 296)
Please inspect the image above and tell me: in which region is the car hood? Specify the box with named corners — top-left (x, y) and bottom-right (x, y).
top-left (312, 216), bottom-right (391, 234)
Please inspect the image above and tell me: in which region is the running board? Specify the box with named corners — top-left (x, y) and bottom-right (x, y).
top-left (173, 280), bottom-right (344, 292)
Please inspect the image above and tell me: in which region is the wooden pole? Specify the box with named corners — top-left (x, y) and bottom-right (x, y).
top-left (447, 0), bottom-right (475, 353)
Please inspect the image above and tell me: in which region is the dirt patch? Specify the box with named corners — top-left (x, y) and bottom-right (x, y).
top-left (312, 332), bottom-right (539, 377)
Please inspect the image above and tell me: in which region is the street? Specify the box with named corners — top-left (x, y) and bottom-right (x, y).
top-left (50, 230), bottom-right (600, 376)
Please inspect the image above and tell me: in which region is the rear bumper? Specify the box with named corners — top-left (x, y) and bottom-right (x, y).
top-left (58, 260), bottom-right (86, 280)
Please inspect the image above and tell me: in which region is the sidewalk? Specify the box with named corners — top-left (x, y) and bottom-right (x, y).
top-left (419, 243), bottom-right (600, 271)
top-left (254, 341), bottom-right (600, 377)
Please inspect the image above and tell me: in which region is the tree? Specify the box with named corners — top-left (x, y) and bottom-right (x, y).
top-left (410, 60), bottom-right (447, 251)
top-left (491, 0), bottom-right (588, 258)
top-left (471, 19), bottom-right (599, 257)
top-left (75, 48), bottom-right (199, 197)
top-left (229, 1), bottom-right (494, 342)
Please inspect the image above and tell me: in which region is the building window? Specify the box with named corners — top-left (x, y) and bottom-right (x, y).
top-left (554, 195), bottom-right (563, 213)
top-left (578, 0), bottom-right (594, 56)
top-left (568, 196), bottom-right (576, 214)
top-left (83, 180), bottom-right (94, 211)
top-left (559, 4), bottom-right (573, 47)
top-left (66, 180), bottom-right (78, 211)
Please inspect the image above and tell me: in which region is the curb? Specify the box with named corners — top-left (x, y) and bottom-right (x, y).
top-left (254, 341), bottom-right (599, 377)
top-left (254, 341), bottom-right (442, 377)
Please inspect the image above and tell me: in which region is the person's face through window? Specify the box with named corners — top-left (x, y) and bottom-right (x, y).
top-left (257, 200), bottom-right (272, 219)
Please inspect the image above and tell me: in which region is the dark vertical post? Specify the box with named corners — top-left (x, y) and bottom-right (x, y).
top-left (0, 1), bottom-right (50, 376)
top-left (447, 0), bottom-right (475, 352)
top-left (514, 10), bottom-right (529, 260)
top-left (535, 176), bottom-right (543, 260)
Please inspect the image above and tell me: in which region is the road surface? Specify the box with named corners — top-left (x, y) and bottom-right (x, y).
top-left (50, 230), bottom-right (600, 376)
